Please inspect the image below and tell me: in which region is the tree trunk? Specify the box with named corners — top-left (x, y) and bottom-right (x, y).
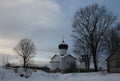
top-left (23, 58), bottom-right (27, 72)
top-left (87, 57), bottom-right (90, 72)
top-left (93, 54), bottom-right (98, 72)
top-left (23, 58), bottom-right (26, 68)
top-left (85, 55), bottom-right (90, 72)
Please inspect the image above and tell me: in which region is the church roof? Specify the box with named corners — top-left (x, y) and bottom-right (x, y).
top-left (51, 54), bottom-right (60, 61)
top-left (58, 40), bottom-right (68, 49)
top-left (61, 54), bottom-right (76, 60)
top-left (51, 54), bottom-right (76, 62)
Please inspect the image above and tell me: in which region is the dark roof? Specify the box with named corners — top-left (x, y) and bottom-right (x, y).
top-left (58, 40), bottom-right (68, 49)
top-left (106, 53), bottom-right (114, 61)
top-left (106, 48), bottom-right (120, 61)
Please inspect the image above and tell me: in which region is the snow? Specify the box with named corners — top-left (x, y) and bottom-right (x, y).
top-left (0, 67), bottom-right (120, 81)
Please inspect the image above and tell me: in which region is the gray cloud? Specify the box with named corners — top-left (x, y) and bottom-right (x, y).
top-left (0, 0), bottom-right (61, 39)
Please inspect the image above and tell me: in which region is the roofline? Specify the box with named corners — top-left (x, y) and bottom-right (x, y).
top-left (106, 53), bottom-right (113, 61)
top-left (61, 54), bottom-right (76, 60)
top-left (106, 48), bottom-right (120, 61)
top-left (51, 54), bottom-right (58, 60)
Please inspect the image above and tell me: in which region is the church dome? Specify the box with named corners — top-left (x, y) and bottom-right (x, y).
top-left (58, 40), bottom-right (68, 49)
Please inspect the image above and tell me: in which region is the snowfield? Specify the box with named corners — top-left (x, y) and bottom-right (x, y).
top-left (0, 68), bottom-right (120, 81)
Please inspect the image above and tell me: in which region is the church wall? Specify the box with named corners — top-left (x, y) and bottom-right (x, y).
top-left (50, 61), bottom-right (60, 71)
top-left (61, 55), bottom-right (76, 70)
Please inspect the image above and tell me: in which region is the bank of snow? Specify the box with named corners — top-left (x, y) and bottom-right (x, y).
top-left (0, 68), bottom-right (120, 81)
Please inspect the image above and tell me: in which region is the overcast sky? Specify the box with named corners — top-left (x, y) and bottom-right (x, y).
top-left (0, 0), bottom-right (120, 65)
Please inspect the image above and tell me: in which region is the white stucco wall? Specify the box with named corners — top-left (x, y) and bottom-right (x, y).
top-left (50, 61), bottom-right (60, 70)
top-left (61, 55), bottom-right (76, 70)
top-left (50, 55), bottom-right (61, 70)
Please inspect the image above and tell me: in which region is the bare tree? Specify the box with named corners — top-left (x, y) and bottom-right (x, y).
top-left (14, 38), bottom-right (36, 71)
top-left (73, 40), bottom-right (91, 71)
top-left (72, 3), bottom-right (116, 71)
top-left (103, 23), bottom-right (120, 55)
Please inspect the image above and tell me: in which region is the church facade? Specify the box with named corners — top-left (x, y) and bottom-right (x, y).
top-left (50, 40), bottom-right (76, 71)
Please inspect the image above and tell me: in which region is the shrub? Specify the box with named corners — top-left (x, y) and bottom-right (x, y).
top-left (25, 75), bottom-right (29, 78)
top-left (20, 74), bottom-right (24, 77)
top-left (39, 66), bottom-right (50, 72)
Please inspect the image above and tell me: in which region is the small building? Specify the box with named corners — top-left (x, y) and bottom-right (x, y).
top-left (106, 49), bottom-right (120, 73)
top-left (79, 55), bottom-right (89, 69)
top-left (50, 40), bottom-right (76, 71)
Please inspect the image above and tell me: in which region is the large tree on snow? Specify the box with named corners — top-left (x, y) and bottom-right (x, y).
top-left (72, 3), bottom-right (116, 71)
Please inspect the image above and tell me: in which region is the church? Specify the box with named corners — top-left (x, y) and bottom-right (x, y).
top-left (50, 40), bottom-right (76, 71)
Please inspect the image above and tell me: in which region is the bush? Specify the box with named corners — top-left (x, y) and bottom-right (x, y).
top-left (27, 66), bottom-right (50, 72)
top-left (20, 74), bottom-right (24, 77)
top-left (79, 69), bottom-right (95, 72)
top-left (25, 75), bottom-right (29, 78)
top-left (5, 63), bottom-right (11, 69)
top-left (39, 66), bottom-right (50, 72)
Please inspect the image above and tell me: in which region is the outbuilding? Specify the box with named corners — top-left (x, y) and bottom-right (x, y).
top-left (106, 49), bottom-right (120, 73)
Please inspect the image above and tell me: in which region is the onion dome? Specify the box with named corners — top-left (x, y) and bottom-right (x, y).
top-left (58, 40), bottom-right (68, 49)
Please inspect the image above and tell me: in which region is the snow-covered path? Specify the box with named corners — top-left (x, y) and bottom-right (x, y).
top-left (0, 68), bottom-right (120, 81)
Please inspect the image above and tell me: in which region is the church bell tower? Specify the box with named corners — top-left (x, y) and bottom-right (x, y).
top-left (58, 40), bottom-right (68, 56)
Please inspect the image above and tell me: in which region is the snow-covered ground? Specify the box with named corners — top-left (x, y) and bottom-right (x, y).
top-left (0, 68), bottom-right (120, 81)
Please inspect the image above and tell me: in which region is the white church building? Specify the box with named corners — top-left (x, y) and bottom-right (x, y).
top-left (50, 40), bottom-right (77, 71)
